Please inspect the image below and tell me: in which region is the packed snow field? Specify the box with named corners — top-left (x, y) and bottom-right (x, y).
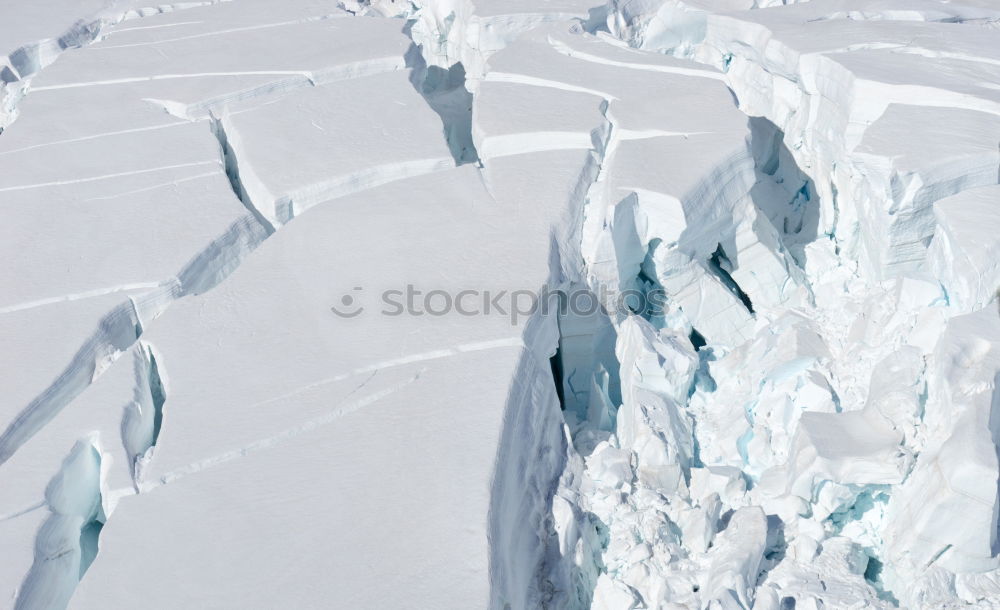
top-left (1, 0), bottom-right (999, 608)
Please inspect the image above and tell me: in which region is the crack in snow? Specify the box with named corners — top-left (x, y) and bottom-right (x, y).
top-left (0, 160), bottom-right (219, 193)
top-left (0, 283), bottom-right (164, 315)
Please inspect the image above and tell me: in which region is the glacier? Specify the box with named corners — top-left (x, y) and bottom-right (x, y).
top-left (1, 0), bottom-right (1000, 608)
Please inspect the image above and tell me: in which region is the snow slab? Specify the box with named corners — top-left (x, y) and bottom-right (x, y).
top-left (2, 0), bottom-right (1000, 609)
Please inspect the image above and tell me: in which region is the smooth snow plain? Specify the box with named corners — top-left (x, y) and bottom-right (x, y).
top-left (1, 0), bottom-right (1000, 608)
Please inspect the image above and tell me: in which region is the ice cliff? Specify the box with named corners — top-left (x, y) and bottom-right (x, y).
top-left (1, 0), bottom-right (999, 608)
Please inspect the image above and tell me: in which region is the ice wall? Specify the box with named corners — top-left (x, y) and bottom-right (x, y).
top-left (532, 1), bottom-right (1000, 607)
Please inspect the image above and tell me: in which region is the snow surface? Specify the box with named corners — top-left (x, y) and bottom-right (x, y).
top-left (1, 0), bottom-right (1000, 608)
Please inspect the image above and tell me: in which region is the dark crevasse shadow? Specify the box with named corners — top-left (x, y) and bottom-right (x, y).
top-left (749, 116), bottom-right (820, 268)
top-left (404, 40), bottom-right (480, 166)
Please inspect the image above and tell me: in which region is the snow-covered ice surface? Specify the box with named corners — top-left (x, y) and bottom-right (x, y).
top-left (2, 0), bottom-right (1000, 608)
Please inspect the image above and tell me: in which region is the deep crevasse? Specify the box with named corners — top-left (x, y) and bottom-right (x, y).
top-left (535, 1), bottom-right (1000, 608)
